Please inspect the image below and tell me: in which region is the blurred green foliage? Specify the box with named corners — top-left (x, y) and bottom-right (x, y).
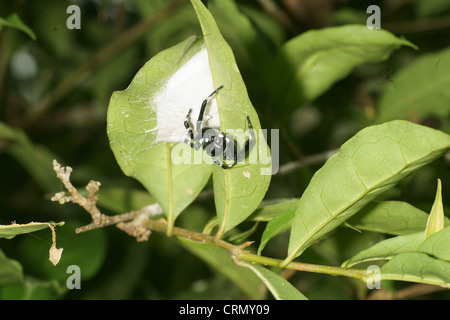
top-left (1, 0), bottom-right (450, 299)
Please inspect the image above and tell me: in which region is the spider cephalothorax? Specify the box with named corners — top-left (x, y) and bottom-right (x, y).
top-left (184, 85), bottom-right (255, 169)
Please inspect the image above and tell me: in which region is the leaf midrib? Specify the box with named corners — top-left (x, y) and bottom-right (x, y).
top-left (166, 143), bottom-right (174, 235)
top-left (215, 169), bottom-right (230, 239)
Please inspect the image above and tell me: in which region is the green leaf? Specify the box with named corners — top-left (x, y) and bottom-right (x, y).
top-left (109, 1), bottom-right (271, 236)
top-left (237, 261), bottom-right (308, 300)
top-left (425, 179), bottom-right (445, 239)
top-left (0, 13), bottom-right (36, 40)
top-left (17, 221), bottom-right (106, 282)
top-left (258, 211), bottom-right (294, 255)
top-left (380, 252), bottom-right (450, 288)
top-left (376, 47), bottom-right (450, 122)
top-left (0, 221), bottom-right (64, 266)
top-left (178, 237), bottom-right (263, 299)
top-left (418, 226), bottom-right (450, 262)
top-left (348, 201), bottom-right (450, 235)
top-left (208, 0), bottom-right (273, 69)
top-left (227, 222), bottom-right (259, 243)
top-left (0, 122), bottom-right (60, 193)
top-left (190, 0), bottom-right (271, 238)
top-left (0, 221), bottom-right (64, 239)
top-left (199, 198), bottom-right (297, 253)
top-left (267, 25), bottom-right (415, 112)
top-left (283, 120), bottom-right (450, 266)
top-left (0, 277), bottom-right (66, 300)
top-left (107, 36), bottom-right (214, 234)
top-left (342, 232), bottom-right (425, 268)
top-left (137, 0), bottom-right (201, 57)
top-left (249, 198), bottom-right (298, 221)
top-left (0, 250), bottom-right (23, 286)
top-left (205, 199), bottom-right (297, 235)
top-left (247, 198), bottom-right (298, 254)
top-left (343, 227), bottom-right (450, 268)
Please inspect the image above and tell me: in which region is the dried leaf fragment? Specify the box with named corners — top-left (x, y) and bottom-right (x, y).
top-left (47, 222), bottom-right (63, 266)
top-left (0, 221), bottom-right (64, 266)
top-left (49, 244), bottom-right (64, 266)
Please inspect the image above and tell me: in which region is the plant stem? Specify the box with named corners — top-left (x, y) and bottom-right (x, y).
top-left (54, 157), bottom-right (367, 283)
top-left (139, 217), bottom-right (368, 282)
top-left (165, 144), bottom-right (175, 237)
top-left (238, 251), bottom-right (367, 281)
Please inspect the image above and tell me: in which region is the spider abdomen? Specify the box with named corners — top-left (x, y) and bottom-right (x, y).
top-left (184, 86), bottom-right (255, 169)
top-left (202, 128), bottom-right (225, 155)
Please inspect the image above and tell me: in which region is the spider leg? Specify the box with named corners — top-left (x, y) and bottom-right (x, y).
top-left (197, 85), bottom-right (224, 123)
top-left (184, 109), bottom-right (194, 138)
top-left (211, 154), bottom-right (236, 169)
top-left (210, 154), bottom-right (227, 168)
top-left (222, 163), bottom-right (236, 169)
top-left (244, 115), bottom-right (256, 150)
top-left (220, 143), bottom-right (238, 169)
top-left (218, 116), bottom-right (256, 169)
top-left (221, 159), bottom-right (238, 169)
top-left (235, 116), bottom-right (256, 164)
top-left (184, 108), bottom-right (195, 148)
top-left (194, 85), bottom-right (224, 150)
top-left (221, 142), bottom-right (239, 169)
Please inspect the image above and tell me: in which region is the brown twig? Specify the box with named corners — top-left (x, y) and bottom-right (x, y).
top-left (52, 160), bottom-right (106, 225)
top-left (51, 160), bottom-right (163, 237)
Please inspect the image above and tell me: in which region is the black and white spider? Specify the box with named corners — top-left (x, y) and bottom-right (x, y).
top-left (184, 85), bottom-right (255, 169)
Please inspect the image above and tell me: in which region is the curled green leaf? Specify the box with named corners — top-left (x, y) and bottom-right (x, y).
top-left (425, 179), bottom-right (445, 239)
top-left (190, 0), bottom-right (271, 238)
top-left (107, 36), bottom-right (215, 235)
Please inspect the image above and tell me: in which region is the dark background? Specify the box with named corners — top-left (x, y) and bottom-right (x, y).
top-left (1, 0), bottom-right (450, 299)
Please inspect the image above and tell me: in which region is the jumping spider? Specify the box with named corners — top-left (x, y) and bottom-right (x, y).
top-left (184, 85), bottom-right (255, 169)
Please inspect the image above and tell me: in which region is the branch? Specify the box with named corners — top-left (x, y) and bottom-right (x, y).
top-left (52, 160), bottom-right (106, 225)
top-left (51, 160), bottom-right (162, 239)
top-left (139, 217), bottom-right (368, 282)
top-left (50, 160), bottom-right (368, 283)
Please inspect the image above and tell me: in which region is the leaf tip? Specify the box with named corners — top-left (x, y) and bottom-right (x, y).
top-left (425, 178), bottom-right (444, 239)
